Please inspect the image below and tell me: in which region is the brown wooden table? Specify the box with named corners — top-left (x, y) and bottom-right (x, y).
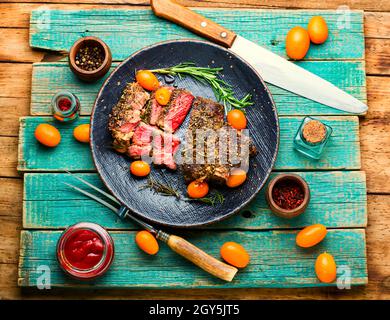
top-left (0, 0), bottom-right (389, 300)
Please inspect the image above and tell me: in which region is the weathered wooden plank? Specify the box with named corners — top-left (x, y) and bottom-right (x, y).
top-left (0, 178), bottom-right (22, 219)
top-left (18, 229), bottom-right (367, 288)
top-left (30, 61), bottom-right (366, 116)
top-left (2, 3), bottom-right (389, 39)
top-left (0, 97), bottom-right (30, 137)
top-left (366, 76), bottom-right (390, 119)
top-left (14, 107), bottom-right (390, 191)
top-left (5, 0), bottom-right (390, 11)
top-left (364, 12), bottom-right (390, 39)
top-left (0, 30), bottom-right (380, 78)
top-left (0, 28), bottom-right (45, 63)
top-left (2, 194), bottom-right (386, 298)
top-left (29, 9), bottom-right (364, 61)
top-left (23, 171), bottom-right (367, 230)
top-left (17, 116), bottom-right (361, 172)
top-left (5, 67), bottom-right (379, 136)
top-left (360, 118), bottom-right (390, 194)
top-left (0, 63), bottom-right (32, 99)
top-left (365, 38), bottom-right (390, 75)
top-left (17, 117), bottom-right (94, 172)
top-left (0, 179), bottom-right (383, 297)
top-left (0, 214), bottom-right (20, 265)
top-left (0, 137), bottom-right (19, 178)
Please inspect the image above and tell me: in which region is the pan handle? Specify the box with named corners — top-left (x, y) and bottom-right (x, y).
top-left (159, 233), bottom-right (238, 282)
top-left (151, 0), bottom-right (236, 48)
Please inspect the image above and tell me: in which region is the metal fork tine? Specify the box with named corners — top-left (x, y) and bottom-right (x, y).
top-left (64, 182), bottom-right (119, 213)
top-left (65, 171), bottom-right (120, 205)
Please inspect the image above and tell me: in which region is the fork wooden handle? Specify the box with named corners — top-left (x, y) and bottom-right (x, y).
top-left (151, 0), bottom-right (236, 47)
top-left (167, 235), bottom-right (238, 282)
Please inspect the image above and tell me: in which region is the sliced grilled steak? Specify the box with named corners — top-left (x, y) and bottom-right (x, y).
top-left (130, 122), bottom-right (180, 170)
top-left (141, 87), bottom-right (174, 126)
top-left (182, 97), bottom-right (257, 184)
top-left (128, 144), bottom-right (152, 159)
top-left (109, 82), bottom-right (150, 151)
top-left (109, 82), bottom-right (191, 170)
top-left (182, 97), bottom-right (226, 183)
top-left (157, 89), bottom-right (194, 133)
top-left (152, 134), bottom-right (180, 170)
top-left (132, 121), bottom-right (155, 146)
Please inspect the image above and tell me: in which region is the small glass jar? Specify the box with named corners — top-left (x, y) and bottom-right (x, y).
top-left (51, 90), bottom-right (80, 122)
top-left (57, 222), bottom-right (114, 280)
top-left (293, 116), bottom-right (333, 160)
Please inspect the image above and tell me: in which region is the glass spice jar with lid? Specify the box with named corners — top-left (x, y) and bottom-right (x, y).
top-left (293, 116), bottom-right (333, 159)
top-left (51, 90), bottom-right (80, 122)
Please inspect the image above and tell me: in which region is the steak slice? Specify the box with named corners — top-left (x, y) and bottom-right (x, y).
top-left (152, 134), bottom-right (178, 170)
top-left (128, 144), bottom-right (152, 159)
top-left (157, 89), bottom-right (194, 133)
top-left (149, 99), bottom-right (163, 126)
top-left (188, 97), bottom-right (225, 131)
top-left (182, 97), bottom-right (257, 184)
top-left (130, 122), bottom-right (180, 170)
top-left (182, 97), bottom-right (228, 184)
top-left (141, 87), bottom-right (174, 126)
top-left (109, 83), bottom-right (194, 170)
top-left (132, 121), bottom-right (155, 146)
top-left (109, 82), bottom-right (150, 151)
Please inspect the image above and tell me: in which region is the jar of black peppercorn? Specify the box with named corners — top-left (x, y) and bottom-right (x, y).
top-left (69, 36), bottom-right (112, 82)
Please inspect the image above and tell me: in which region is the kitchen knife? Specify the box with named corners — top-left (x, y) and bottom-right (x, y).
top-left (151, 0), bottom-right (368, 114)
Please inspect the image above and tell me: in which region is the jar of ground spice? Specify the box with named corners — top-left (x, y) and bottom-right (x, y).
top-left (69, 36), bottom-right (112, 82)
top-left (266, 173), bottom-right (310, 218)
top-left (293, 116), bottom-right (333, 159)
top-left (51, 90), bottom-right (80, 122)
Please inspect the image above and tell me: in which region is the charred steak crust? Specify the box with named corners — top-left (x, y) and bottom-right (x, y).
top-left (108, 82), bottom-right (150, 150)
top-left (182, 97), bottom-right (257, 184)
top-left (189, 97), bottom-right (225, 131)
top-left (182, 97), bottom-right (228, 184)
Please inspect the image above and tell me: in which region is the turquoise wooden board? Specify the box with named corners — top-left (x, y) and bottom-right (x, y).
top-left (20, 8), bottom-right (368, 290)
top-left (30, 61), bottom-right (366, 116)
top-left (23, 171), bottom-right (367, 230)
top-left (17, 116), bottom-right (360, 172)
top-left (30, 9), bottom-right (364, 61)
top-left (18, 229), bottom-right (367, 288)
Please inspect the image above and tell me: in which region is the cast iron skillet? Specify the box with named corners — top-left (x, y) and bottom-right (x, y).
top-left (90, 40), bottom-right (279, 228)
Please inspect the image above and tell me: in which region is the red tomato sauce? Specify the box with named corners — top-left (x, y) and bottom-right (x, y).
top-left (58, 98), bottom-right (72, 111)
top-left (63, 229), bottom-right (104, 270)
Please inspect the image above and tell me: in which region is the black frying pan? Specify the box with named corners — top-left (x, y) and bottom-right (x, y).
top-left (90, 40), bottom-right (279, 228)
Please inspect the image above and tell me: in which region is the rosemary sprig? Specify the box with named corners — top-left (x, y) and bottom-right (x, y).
top-left (139, 177), bottom-right (180, 199)
top-left (186, 191), bottom-right (225, 206)
top-left (139, 176), bottom-right (226, 206)
top-left (150, 62), bottom-right (253, 114)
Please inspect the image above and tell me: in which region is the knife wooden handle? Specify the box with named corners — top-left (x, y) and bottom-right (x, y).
top-left (151, 0), bottom-right (236, 48)
top-left (167, 235), bottom-right (238, 282)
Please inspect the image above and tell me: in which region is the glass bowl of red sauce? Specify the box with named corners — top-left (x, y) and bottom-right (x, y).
top-left (57, 222), bottom-right (114, 280)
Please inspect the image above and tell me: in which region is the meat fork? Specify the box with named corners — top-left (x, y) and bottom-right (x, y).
top-left (64, 173), bottom-right (237, 282)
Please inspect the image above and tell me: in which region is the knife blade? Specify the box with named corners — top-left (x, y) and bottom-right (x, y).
top-left (151, 0), bottom-right (368, 114)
